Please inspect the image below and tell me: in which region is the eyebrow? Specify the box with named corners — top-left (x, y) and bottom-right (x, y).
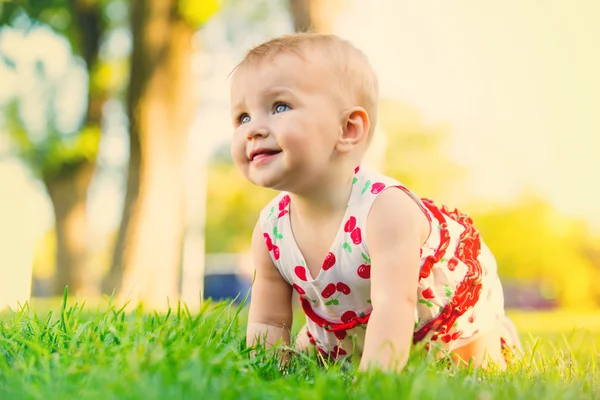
top-left (231, 86), bottom-right (298, 114)
top-left (261, 86), bottom-right (297, 98)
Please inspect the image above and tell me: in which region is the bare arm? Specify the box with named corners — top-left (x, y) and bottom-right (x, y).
top-left (359, 188), bottom-right (430, 372)
top-left (246, 220), bottom-right (294, 350)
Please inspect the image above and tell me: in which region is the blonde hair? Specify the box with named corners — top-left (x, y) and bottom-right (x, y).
top-left (233, 33), bottom-right (379, 138)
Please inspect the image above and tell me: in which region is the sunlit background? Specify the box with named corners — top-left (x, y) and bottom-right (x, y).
top-left (0, 0), bottom-right (599, 324)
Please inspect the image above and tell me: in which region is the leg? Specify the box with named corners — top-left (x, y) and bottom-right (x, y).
top-left (498, 315), bottom-right (522, 352)
top-left (451, 327), bottom-right (506, 369)
top-left (450, 315), bottom-right (521, 369)
top-left (293, 323), bottom-right (313, 353)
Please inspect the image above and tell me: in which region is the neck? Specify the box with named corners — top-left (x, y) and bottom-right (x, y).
top-left (288, 167), bottom-right (356, 222)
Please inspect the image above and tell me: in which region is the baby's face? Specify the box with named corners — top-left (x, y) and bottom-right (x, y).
top-left (230, 52), bottom-right (344, 191)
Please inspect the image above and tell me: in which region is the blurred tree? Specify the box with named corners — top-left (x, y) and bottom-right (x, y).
top-left (472, 193), bottom-right (599, 308)
top-left (288, 0), bottom-right (346, 33)
top-left (104, 0), bottom-right (219, 308)
top-left (0, 1), bottom-right (114, 296)
top-left (378, 99), bottom-right (466, 203)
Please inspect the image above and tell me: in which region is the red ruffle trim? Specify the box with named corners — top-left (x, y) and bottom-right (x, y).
top-left (413, 201), bottom-right (483, 344)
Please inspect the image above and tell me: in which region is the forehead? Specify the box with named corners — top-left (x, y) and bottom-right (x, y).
top-left (230, 51), bottom-right (335, 101)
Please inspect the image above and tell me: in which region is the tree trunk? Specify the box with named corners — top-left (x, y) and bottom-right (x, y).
top-left (42, 1), bottom-right (104, 296)
top-left (44, 162), bottom-right (95, 296)
top-left (289, 0), bottom-right (346, 33)
top-left (106, 0), bottom-right (194, 310)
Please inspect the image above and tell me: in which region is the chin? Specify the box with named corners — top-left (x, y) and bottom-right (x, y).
top-left (248, 172), bottom-right (279, 190)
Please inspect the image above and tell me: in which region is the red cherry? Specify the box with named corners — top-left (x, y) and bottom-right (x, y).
top-left (321, 283), bottom-right (337, 298)
top-left (263, 233), bottom-right (273, 251)
top-left (344, 216), bottom-right (357, 233)
top-left (357, 264), bottom-right (370, 279)
top-left (336, 282), bottom-right (351, 295)
top-left (451, 331), bottom-right (461, 340)
top-left (354, 166), bottom-right (360, 174)
top-left (317, 346), bottom-right (329, 358)
top-left (293, 284), bottom-right (305, 295)
top-left (272, 245), bottom-right (280, 260)
top-left (447, 257), bottom-right (458, 271)
top-left (294, 266), bottom-right (307, 281)
top-left (333, 330), bottom-right (347, 340)
top-left (441, 334), bottom-right (452, 343)
top-left (322, 252), bottom-right (336, 270)
top-left (279, 195), bottom-right (290, 210)
top-left (350, 227), bottom-right (362, 245)
top-left (341, 310), bottom-right (357, 323)
top-left (278, 209), bottom-right (288, 218)
top-left (370, 182), bottom-right (386, 194)
top-left (422, 287), bottom-right (435, 299)
top-left (468, 314), bottom-right (475, 323)
top-left (332, 345), bottom-right (347, 357)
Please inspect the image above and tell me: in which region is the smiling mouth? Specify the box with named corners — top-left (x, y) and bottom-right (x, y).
top-left (250, 149), bottom-right (282, 163)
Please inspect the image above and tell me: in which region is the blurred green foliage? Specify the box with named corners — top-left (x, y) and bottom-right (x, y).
top-left (473, 194), bottom-right (600, 308)
top-left (6, 101), bottom-right (101, 180)
top-left (179, 0), bottom-right (221, 27)
top-left (0, 5), bottom-right (106, 180)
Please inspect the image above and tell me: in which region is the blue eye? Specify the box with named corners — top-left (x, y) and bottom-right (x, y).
top-left (274, 103), bottom-right (291, 114)
top-left (239, 114), bottom-right (250, 124)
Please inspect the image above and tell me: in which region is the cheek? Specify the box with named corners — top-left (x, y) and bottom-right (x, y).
top-left (230, 136), bottom-right (248, 166)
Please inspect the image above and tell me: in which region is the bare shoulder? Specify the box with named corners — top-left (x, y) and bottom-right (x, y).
top-left (367, 187), bottom-right (430, 246)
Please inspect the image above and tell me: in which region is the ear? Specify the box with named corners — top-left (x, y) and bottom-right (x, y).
top-left (336, 107), bottom-right (370, 154)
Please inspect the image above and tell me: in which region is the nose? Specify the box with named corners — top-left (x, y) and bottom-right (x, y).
top-left (247, 124), bottom-right (269, 141)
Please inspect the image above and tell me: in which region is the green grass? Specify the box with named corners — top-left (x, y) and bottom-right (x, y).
top-left (0, 293), bottom-right (598, 400)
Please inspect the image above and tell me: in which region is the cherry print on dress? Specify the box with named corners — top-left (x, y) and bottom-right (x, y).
top-left (293, 284), bottom-right (305, 295)
top-left (447, 257), bottom-right (459, 271)
top-left (322, 252), bottom-right (336, 270)
top-left (344, 216), bottom-right (356, 233)
top-left (361, 180), bottom-right (371, 194)
top-left (418, 287), bottom-right (435, 308)
top-left (350, 227), bottom-right (362, 245)
top-left (413, 201), bottom-right (483, 344)
top-left (322, 282), bottom-right (352, 306)
top-left (468, 312), bottom-right (475, 323)
top-left (422, 288), bottom-right (435, 299)
top-left (444, 285), bottom-right (453, 297)
top-left (357, 264), bottom-right (370, 279)
top-left (278, 195), bottom-right (290, 218)
top-left (357, 252), bottom-right (371, 279)
top-left (341, 310), bottom-right (357, 323)
top-left (334, 330), bottom-right (347, 340)
top-left (306, 331), bottom-right (348, 360)
top-left (370, 182), bottom-right (386, 194)
top-left (321, 283), bottom-right (336, 298)
top-left (342, 216), bottom-right (362, 251)
top-left (294, 266), bottom-right (308, 281)
top-left (336, 282), bottom-right (351, 295)
top-left (331, 345), bottom-right (347, 358)
top-left (263, 233), bottom-right (280, 260)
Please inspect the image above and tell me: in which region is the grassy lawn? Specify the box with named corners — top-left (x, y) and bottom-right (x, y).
top-left (0, 296), bottom-right (598, 400)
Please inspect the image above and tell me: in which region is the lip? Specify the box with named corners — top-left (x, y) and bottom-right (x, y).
top-left (248, 148), bottom-right (282, 163)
